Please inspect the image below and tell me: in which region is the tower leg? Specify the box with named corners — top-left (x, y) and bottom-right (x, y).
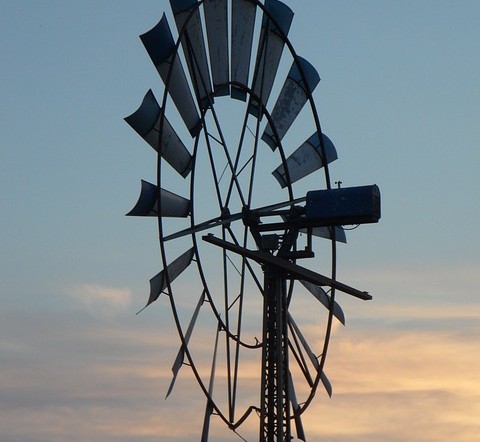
top-left (260, 264), bottom-right (290, 442)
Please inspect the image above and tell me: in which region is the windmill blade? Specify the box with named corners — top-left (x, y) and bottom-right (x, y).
top-left (288, 313), bottom-right (333, 397)
top-left (249, 0), bottom-right (294, 117)
top-left (262, 57), bottom-right (320, 150)
top-left (140, 15), bottom-right (201, 137)
top-left (170, 0), bottom-right (213, 109)
top-left (204, 0), bottom-right (229, 97)
top-left (320, 371), bottom-right (333, 398)
top-left (300, 280), bottom-right (346, 325)
top-left (138, 248), bottom-right (195, 313)
top-left (287, 313), bottom-right (319, 370)
top-left (272, 132), bottom-right (338, 188)
top-left (231, 0), bottom-right (256, 101)
top-left (301, 226), bottom-right (347, 244)
top-left (166, 290), bottom-right (204, 398)
top-left (126, 180), bottom-right (190, 217)
top-left (125, 90), bottom-right (192, 177)
top-left (201, 322), bottom-right (221, 441)
top-left (287, 371), bottom-right (306, 441)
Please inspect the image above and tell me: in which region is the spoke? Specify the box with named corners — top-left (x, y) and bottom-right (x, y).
top-left (203, 113), bottom-right (225, 209)
top-left (235, 154), bottom-right (254, 179)
top-left (163, 197), bottom-right (305, 242)
top-left (229, 68), bottom-right (268, 416)
top-left (226, 226), bottom-right (264, 295)
top-left (230, 229), bottom-right (248, 421)
top-left (250, 196), bottom-right (306, 216)
top-left (166, 290), bottom-right (205, 398)
top-left (207, 96), bottom-right (248, 207)
top-left (224, 100), bottom-right (252, 208)
top-left (222, 226), bottom-right (234, 421)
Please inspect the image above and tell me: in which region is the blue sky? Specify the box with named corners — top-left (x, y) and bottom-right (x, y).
top-left (1, 1), bottom-right (479, 441)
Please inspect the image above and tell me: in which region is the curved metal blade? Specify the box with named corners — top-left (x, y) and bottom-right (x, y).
top-left (126, 180), bottom-right (190, 217)
top-left (140, 15), bottom-right (201, 137)
top-left (300, 280), bottom-right (346, 325)
top-left (204, 0), bottom-right (229, 97)
top-left (272, 132), bottom-right (338, 188)
top-left (124, 90), bottom-right (192, 177)
top-left (231, 0), bottom-right (256, 101)
top-left (262, 57), bottom-right (320, 150)
top-left (139, 248), bottom-right (195, 314)
top-left (288, 313), bottom-right (319, 370)
top-left (166, 290), bottom-right (204, 398)
top-left (320, 371), bottom-right (332, 398)
top-left (170, 0), bottom-right (213, 109)
top-left (288, 314), bottom-right (333, 397)
top-left (287, 371), bottom-right (306, 441)
top-left (249, 0), bottom-right (294, 117)
top-left (301, 226), bottom-right (347, 243)
top-left (201, 322), bottom-right (221, 441)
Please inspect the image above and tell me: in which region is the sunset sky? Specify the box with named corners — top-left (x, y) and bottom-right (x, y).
top-left (1, 1), bottom-right (479, 441)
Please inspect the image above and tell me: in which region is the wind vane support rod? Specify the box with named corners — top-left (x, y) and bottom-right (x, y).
top-left (202, 235), bottom-right (372, 301)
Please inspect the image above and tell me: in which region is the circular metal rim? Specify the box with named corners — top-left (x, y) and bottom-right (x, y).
top-left (155, 0), bottom-right (338, 431)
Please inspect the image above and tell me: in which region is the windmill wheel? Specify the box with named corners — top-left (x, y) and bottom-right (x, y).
top-left (126, 1), bottom-right (373, 440)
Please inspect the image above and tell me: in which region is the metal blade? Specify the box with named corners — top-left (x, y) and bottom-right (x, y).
top-left (140, 15), bottom-right (201, 137)
top-left (300, 280), bottom-right (346, 325)
top-left (125, 90), bottom-right (192, 177)
top-left (288, 313), bottom-right (319, 370)
top-left (262, 57), bottom-right (320, 150)
top-left (272, 132), bottom-right (338, 188)
top-left (166, 290), bottom-right (204, 398)
top-left (301, 226), bottom-right (347, 243)
top-left (170, 0), bottom-right (213, 109)
top-left (249, 0), bottom-right (294, 117)
top-left (201, 322), bottom-right (221, 441)
top-left (287, 371), bottom-right (306, 441)
top-left (204, 0), bottom-right (229, 97)
top-left (290, 314), bottom-right (333, 397)
top-left (138, 248), bottom-right (195, 313)
top-left (126, 180), bottom-right (190, 217)
top-left (231, 0), bottom-right (256, 101)
top-left (320, 371), bottom-right (333, 398)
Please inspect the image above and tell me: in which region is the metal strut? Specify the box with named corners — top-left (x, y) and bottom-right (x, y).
top-left (260, 264), bottom-right (290, 442)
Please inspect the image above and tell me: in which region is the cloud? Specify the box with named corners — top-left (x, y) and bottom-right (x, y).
top-left (292, 322), bottom-right (480, 442)
top-left (2, 282), bottom-right (480, 442)
top-left (68, 284), bottom-right (132, 318)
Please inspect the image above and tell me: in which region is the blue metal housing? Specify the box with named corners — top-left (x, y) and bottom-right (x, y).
top-left (306, 185), bottom-right (381, 226)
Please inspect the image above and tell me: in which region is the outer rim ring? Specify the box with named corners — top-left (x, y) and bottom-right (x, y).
top-left (155, 0), bottom-right (337, 431)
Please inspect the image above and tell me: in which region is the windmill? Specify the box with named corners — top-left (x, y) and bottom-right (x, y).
top-left (125, 1), bottom-right (380, 440)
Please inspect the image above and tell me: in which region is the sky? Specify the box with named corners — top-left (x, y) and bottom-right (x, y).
top-left (1, 0), bottom-right (480, 441)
